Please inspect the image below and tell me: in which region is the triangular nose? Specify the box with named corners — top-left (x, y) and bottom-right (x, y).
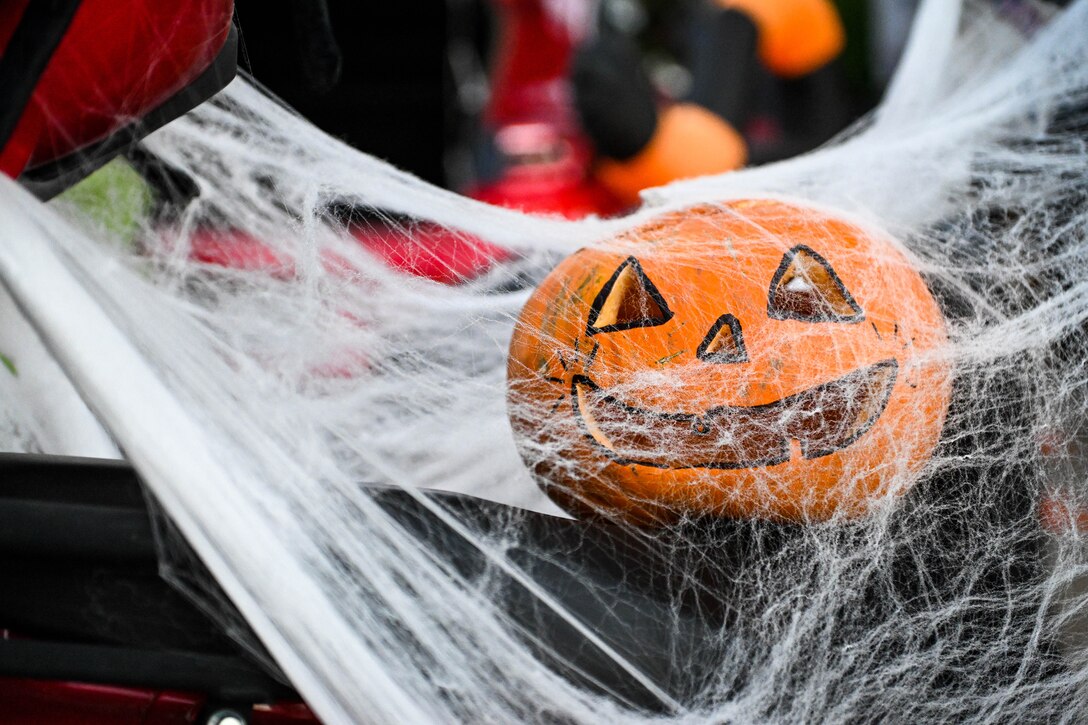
top-left (697, 314), bottom-right (748, 363)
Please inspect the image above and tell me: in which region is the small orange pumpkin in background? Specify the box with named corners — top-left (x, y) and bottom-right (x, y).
top-left (507, 199), bottom-right (951, 525)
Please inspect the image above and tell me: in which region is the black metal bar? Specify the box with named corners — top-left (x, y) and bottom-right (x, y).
top-left (0, 453), bottom-right (142, 507)
top-left (0, 499), bottom-right (155, 561)
top-left (0, 639), bottom-right (294, 703)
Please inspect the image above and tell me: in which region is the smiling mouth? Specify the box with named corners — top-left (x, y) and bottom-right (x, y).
top-left (572, 360), bottom-right (898, 469)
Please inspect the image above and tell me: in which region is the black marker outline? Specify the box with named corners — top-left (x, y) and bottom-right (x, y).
top-left (696, 314), bottom-right (749, 364)
top-left (767, 244), bottom-right (864, 323)
top-left (586, 256), bottom-right (674, 335)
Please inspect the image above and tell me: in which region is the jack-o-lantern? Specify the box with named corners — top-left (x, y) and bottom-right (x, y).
top-left (507, 199), bottom-right (951, 524)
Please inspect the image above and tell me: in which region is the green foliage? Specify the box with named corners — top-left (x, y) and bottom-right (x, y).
top-left (55, 158), bottom-right (153, 247)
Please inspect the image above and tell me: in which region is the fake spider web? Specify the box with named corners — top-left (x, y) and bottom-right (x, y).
top-left (2, 0), bottom-right (1088, 722)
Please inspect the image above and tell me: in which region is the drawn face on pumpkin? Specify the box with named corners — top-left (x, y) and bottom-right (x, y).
top-left (507, 200), bottom-right (952, 524)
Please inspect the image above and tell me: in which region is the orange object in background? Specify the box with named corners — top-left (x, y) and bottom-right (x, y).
top-left (717, 0), bottom-right (845, 77)
top-left (578, 0), bottom-right (849, 207)
top-left (508, 199), bottom-right (951, 525)
top-left (595, 104), bottom-right (747, 207)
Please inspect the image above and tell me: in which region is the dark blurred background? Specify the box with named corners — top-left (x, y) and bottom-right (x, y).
top-left (230, 1), bottom-right (930, 197)
top-left (233, 1), bottom-right (452, 186)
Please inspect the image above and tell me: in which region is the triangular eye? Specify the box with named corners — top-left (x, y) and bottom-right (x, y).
top-left (768, 245), bottom-right (864, 323)
top-left (587, 256), bottom-right (674, 335)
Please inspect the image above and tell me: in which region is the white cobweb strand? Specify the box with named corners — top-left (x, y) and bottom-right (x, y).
top-left (0, 285), bottom-right (116, 456)
top-left (0, 187), bottom-right (430, 723)
top-left (0, 0), bottom-right (1086, 722)
top-left (0, 178), bottom-right (629, 721)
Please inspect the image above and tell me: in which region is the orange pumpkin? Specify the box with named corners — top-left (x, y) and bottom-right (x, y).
top-left (507, 199), bottom-right (951, 524)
